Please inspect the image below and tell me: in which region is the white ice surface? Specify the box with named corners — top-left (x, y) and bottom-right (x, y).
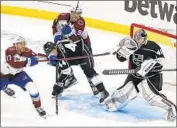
top-left (1, 14), bottom-right (176, 127)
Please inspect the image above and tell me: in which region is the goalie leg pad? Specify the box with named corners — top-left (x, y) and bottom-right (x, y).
top-left (112, 81), bottom-right (138, 110)
top-left (147, 73), bottom-right (163, 92)
top-left (105, 81), bottom-right (138, 111)
top-left (141, 79), bottom-right (170, 110)
top-left (141, 79), bottom-right (176, 121)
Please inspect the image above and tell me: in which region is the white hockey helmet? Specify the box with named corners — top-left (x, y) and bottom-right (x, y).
top-left (133, 29), bottom-right (147, 47)
top-left (70, 5), bottom-right (82, 14)
top-left (13, 36), bottom-right (26, 44)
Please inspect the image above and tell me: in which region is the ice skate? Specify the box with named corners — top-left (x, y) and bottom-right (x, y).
top-left (99, 89), bottom-right (109, 104)
top-left (63, 76), bottom-right (77, 89)
top-left (36, 107), bottom-right (47, 119)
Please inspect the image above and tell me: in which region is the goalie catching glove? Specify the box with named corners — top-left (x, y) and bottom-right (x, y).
top-left (52, 83), bottom-right (64, 96)
top-left (114, 37), bottom-right (138, 60)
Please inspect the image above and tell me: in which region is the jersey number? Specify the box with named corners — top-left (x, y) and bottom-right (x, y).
top-left (6, 55), bottom-right (12, 61)
top-left (157, 49), bottom-right (163, 55)
top-left (64, 43), bottom-right (77, 52)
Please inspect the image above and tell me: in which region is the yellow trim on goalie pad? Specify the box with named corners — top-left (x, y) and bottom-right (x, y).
top-left (1, 5), bottom-right (175, 48)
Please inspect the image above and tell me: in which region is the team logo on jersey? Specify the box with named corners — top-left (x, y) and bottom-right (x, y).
top-left (14, 54), bottom-right (26, 62)
top-left (132, 54), bottom-right (144, 66)
top-left (77, 20), bottom-right (84, 25)
top-left (64, 43), bottom-right (77, 52)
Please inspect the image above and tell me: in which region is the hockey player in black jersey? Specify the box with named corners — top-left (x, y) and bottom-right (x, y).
top-left (104, 29), bottom-right (176, 122)
top-left (51, 5), bottom-right (102, 96)
top-left (43, 38), bottom-right (109, 104)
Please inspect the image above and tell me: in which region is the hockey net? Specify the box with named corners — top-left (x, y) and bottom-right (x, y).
top-left (130, 23), bottom-right (177, 86)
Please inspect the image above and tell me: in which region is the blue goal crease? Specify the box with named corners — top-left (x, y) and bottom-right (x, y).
top-left (59, 94), bottom-right (164, 122)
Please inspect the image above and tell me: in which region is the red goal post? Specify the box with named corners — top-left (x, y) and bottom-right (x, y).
top-left (130, 23), bottom-right (177, 48)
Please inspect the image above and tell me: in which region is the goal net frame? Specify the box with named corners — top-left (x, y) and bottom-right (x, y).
top-left (130, 23), bottom-right (177, 39)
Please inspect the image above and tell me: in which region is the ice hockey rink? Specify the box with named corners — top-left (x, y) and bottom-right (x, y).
top-left (1, 9), bottom-right (176, 127)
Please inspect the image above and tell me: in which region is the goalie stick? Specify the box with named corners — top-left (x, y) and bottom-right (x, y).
top-left (102, 68), bottom-right (177, 75)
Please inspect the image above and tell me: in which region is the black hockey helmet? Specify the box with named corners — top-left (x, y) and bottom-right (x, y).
top-left (43, 41), bottom-right (56, 55)
top-left (133, 29), bottom-right (147, 47)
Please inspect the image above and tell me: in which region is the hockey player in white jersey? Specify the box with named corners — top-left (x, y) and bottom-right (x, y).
top-left (104, 29), bottom-right (176, 122)
top-left (1, 36), bottom-right (46, 118)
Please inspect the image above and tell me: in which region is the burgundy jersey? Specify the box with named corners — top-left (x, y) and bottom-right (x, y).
top-left (1, 46), bottom-right (36, 76)
top-left (52, 13), bottom-right (91, 44)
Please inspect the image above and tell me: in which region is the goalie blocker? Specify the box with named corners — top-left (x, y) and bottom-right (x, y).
top-left (104, 29), bottom-right (176, 122)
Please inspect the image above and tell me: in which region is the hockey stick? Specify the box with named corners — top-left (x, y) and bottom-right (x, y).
top-left (163, 82), bottom-right (176, 86)
top-left (75, 0), bottom-right (80, 11)
top-left (102, 68), bottom-right (177, 75)
top-left (37, 52), bottom-right (110, 62)
top-left (36, 1), bottom-right (71, 7)
top-left (55, 65), bottom-right (59, 115)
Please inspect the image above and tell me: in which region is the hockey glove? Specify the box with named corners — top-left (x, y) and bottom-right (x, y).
top-left (52, 83), bottom-right (64, 96)
top-left (136, 58), bottom-right (157, 77)
top-left (61, 24), bottom-right (73, 37)
top-left (48, 55), bottom-right (59, 66)
top-left (116, 53), bottom-right (127, 62)
top-left (114, 37), bottom-right (138, 60)
top-left (54, 32), bottom-right (63, 44)
top-left (25, 56), bottom-right (38, 67)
